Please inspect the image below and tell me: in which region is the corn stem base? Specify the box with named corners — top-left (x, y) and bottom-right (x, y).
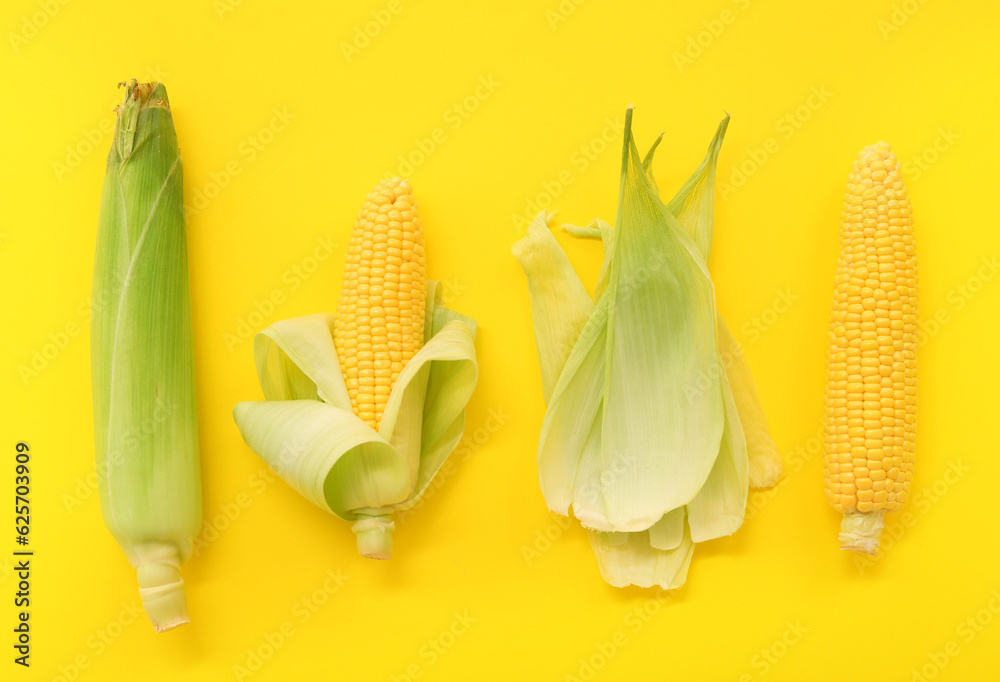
top-left (838, 510), bottom-right (885, 555)
top-left (352, 513), bottom-right (395, 560)
top-left (134, 543), bottom-right (190, 632)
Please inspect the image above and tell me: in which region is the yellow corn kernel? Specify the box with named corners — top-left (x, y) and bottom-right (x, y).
top-left (823, 142), bottom-right (917, 554)
top-left (335, 178), bottom-right (426, 430)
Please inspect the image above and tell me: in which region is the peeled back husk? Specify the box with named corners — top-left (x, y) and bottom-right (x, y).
top-left (233, 281), bottom-right (478, 559)
top-left (513, 108), bottom-right (782, 589)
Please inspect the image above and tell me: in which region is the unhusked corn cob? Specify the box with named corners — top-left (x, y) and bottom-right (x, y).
top-left (92, 80), bottom-right (201, 631)
top-left (823, 142), bottom-right (917, 554)
top-left (335, 178), bottom-right (426, 430)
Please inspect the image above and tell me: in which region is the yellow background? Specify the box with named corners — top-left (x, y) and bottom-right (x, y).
top-left (2, 0), bottom-right (998, 679)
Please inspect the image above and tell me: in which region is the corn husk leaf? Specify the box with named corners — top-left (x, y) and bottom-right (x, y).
top-left (588, 526), bottom-right (694, 589)
top-left (664, 114), bottom-right (783, 489)
top-left (233, 399), bottom-right (410, 515)
top-left (648, 507), bottom-right (685, 551)
top-left (534, 108), bottom-right (724, 533)
top-left (233, 281), bottom-right (478, 525)
top-left (255, 313), bottom-right (351, 406)
top-left (685, 358), bottom-right (748, 542)
top-left (511, 213), bottom-right (594, 402)
top-left (665, 114), bottom-right (729, 258)
top-left (718, 320), bottom-right (783, 488)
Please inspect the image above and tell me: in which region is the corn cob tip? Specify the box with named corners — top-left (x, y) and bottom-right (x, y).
top-left (111, 79), bottom-right (174, 162)
top-left (116, 79), bottom-right (170, 111)
top-left (838, 509), bottom-right (885, 555)
top-left (352, 513), bottom-right (395, 560)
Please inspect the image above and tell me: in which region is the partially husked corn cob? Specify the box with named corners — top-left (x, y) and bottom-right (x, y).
top-left (335, 178), bottom-right (426, 430)
top-left (233, 176), bottom-right (479, 563)
top-left (823, 142), bottom-right (917, 554)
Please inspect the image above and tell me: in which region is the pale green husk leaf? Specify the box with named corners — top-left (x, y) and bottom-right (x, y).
top-left (587, 526), bottom-right (694, 589)
top-left (718, 319), bottom-right (783, 488)
top-left (664, 115), bottom-right (783, 489)
top-left (514, 109), bottom-right (782, 589)
top-left (684, 357), bottom-right (748, 542)
top-left (532, 108), bottom-right (725, 533)
top-left (233, 399), bottom-right (410, 516)
top-left (512, 212), bottom-right (594, 402)
top-left (233, 280), bottom-right (478, 555)
top-left (648, 507), bottom-right (685, 551)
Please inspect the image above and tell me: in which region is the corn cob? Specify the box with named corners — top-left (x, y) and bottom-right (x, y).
top-left (335, 178), bottom-right (426, 430)
top-left (233, 176), bottom-right (477, 563)
top-left (823, 142), bottom-right (917, 554)
top-left (92, 80), bottom-right (201, 630)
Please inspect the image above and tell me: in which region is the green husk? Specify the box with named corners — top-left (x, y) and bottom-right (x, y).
top-left (513, 108), bottom-right (782, 590)
top-left (233, 281), bottom-right (478, 559)
top-left (91, 80), bottom-right (201, 632)
top-left (665, 114), bottom-right (783, 489)
top-left (535, 108), bottom-right (724, 532)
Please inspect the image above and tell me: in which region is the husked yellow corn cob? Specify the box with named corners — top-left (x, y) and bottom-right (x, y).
top-left (335, 178), bottom-right (426, 430)
top-left (823, 142), bottom-right (917, 554)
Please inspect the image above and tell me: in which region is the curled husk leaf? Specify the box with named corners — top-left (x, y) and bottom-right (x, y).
top-left (233, 281), bottom-right (478, 559)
